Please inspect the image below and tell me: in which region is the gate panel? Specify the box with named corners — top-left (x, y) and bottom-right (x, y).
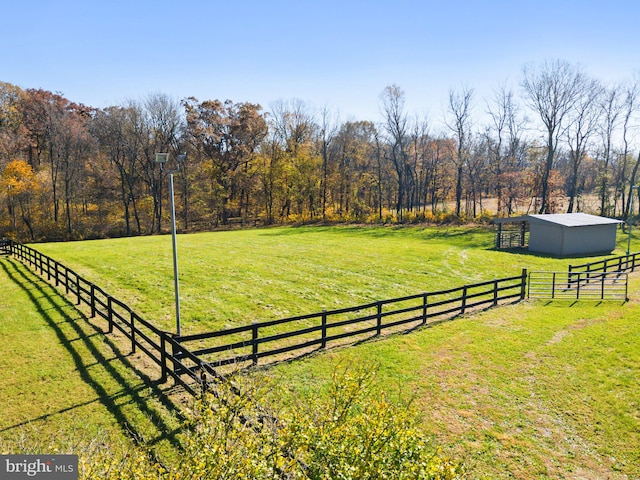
top-left (528, 271), bottom-right (628, 301)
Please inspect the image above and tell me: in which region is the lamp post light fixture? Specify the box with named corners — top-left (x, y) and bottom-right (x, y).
top-left (627, 185), bottom-right (639, 256)
top-left (155, 152), bottom-right (186, 336)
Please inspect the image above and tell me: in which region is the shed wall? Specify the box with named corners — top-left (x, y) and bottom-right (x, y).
top-left (561, 224), bottom-right (618, 256)
top-left (529, 222), bottom-right (618, 256)
top-left (528, 223), bottom-right (563, 255)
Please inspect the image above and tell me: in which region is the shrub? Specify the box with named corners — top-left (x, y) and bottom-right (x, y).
top-left (10, 365), bottom-right (464, 479)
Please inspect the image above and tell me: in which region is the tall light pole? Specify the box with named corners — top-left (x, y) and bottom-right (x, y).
top-left (627, 185), bottom-right (638, 256)
top-left (155, 152), bottom-right (186, 336)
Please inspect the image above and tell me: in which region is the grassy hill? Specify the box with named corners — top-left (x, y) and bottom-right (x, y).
top-left (4, 224), bottom-right (639, 478)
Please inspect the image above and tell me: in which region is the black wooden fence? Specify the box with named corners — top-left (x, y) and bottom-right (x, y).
top-left (176, 270), bottom-right (528, 371)
top-left (1, 238), bottom-right (529, 389)
top-left (1, 239), bottom-right (222, 396)
top-left (569, 252), bottom-right (640, 276)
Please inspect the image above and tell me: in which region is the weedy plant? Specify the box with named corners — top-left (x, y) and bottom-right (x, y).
top-left (75, 363), bottom-right (463, 479)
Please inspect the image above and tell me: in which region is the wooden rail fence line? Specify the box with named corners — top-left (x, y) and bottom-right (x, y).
top-left (174, 270), bottom-right (528, 371)
top-left (569, 252), bottom-right (640, 276)
top-left (0, 238), bottom-right (221, 397)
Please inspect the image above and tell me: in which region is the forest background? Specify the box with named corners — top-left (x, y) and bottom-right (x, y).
top-left (1, 59), bottom-right (640, 242)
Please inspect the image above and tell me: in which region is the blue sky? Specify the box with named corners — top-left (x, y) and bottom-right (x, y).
top-left (2, 0), bottom-right (639, 129)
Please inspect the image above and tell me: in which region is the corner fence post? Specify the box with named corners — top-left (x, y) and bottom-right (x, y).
top-left (520, 268), bottom-right (527, 300)
top-left (200, 368), bottom-right (208, 394)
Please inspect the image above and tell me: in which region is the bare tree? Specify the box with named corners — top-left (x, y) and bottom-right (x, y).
top-left (565, 77), bottom-right (603, 213)
top-left (596, 84), bottom-right (624, 216)
top-left (380, 84), bottom-right (410, 219)
top-left (486, 85), bottom-right (526, 215)
top-left (445, 86), bottom-right (474, 217)
top-left (522, 60), bottom-right (585, 213)
top-left (620, 75), bottom-right (640, 220)
top-left (318, 105), bottom-right (339, 222)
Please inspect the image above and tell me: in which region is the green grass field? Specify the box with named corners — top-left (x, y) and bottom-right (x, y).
top-left (32, 225), bottom-right (586, 335)
top-left (3, 224), bottom-right (639, 478)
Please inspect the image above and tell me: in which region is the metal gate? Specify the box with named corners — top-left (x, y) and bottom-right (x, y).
top-left (528, 271), bottom-right (629, 301)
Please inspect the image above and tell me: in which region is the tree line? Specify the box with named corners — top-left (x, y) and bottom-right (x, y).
top-left (1, 59), bottom-right (639, 242)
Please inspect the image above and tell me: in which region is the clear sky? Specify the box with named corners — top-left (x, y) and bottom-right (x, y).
top-left (2, 0), bottom-right (639, 129)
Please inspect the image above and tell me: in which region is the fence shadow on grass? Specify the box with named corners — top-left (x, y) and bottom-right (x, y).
top-left (0, 258), bottom-right (185, 451)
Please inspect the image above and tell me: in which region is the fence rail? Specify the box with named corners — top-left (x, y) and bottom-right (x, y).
top-left (176, 270), bottom-right (528, 370)
top-left (528, 271), bottom-right (629, 301)
top-left (569, 252), bottom-right (640, 276)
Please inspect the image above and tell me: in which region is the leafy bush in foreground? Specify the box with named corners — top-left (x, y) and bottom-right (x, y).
top-left (12, 365), bottom-right (465, 479)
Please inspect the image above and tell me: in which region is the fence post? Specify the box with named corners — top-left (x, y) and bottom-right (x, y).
top-left (552, 272), bottom-right (556, 299)
top-left (64, 267), bottom-right (69, 294)
top-left (90, 284), bottom-right (96, 318)
top-left (625, 273), bottom-right (629, 302)
top-left (376, 301), bottom-right (382, 335)
top-left (576, 273), bottom-right (581, 299)
top-left (76, 275), bottom-right (81, 305)
top-left (321, 310), bottom-right (327, 349)
top-left (200, 369), bottom-right (208, 395)
top-left (130, 311), bottom-right (136, 354)
top-left (172, 336), bottom-right (183, 375)
top-left (46, 256), bottom-right (51, 281)
top-left (107, 296), bottom-right (113, 333)
top-left (160, 334), bottom-right (168, 383)
top-left (493, 280), bottom-right (499, 306)
top-left (422, 293), bottom-right (428, 325)
top-left (54, 262), bottom-right (60, 287)
top-left (461, 286), bottom-right (467, 314)
top-left (601, 273), bottom-right (606, 300)
top-left (251, 322), bottom-right (259, 366)
top-left (520, 268), bottom-right (527, 300)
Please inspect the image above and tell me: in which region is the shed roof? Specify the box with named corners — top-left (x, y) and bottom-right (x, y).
top-left (527, 213), bottom-right (622, 227)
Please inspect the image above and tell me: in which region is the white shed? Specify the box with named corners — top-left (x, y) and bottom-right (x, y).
top-left (493, 213), bottom-right (623, 256)
top-left (527, 213), bottom-right (622, 256)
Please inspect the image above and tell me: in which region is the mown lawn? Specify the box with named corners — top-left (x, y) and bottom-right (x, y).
top-left (10, 224), bottom-right (640, 478)
top-left (32, 225), bottom-right (594, 335)
top-left (265, 283), bottom-right (640, 479)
